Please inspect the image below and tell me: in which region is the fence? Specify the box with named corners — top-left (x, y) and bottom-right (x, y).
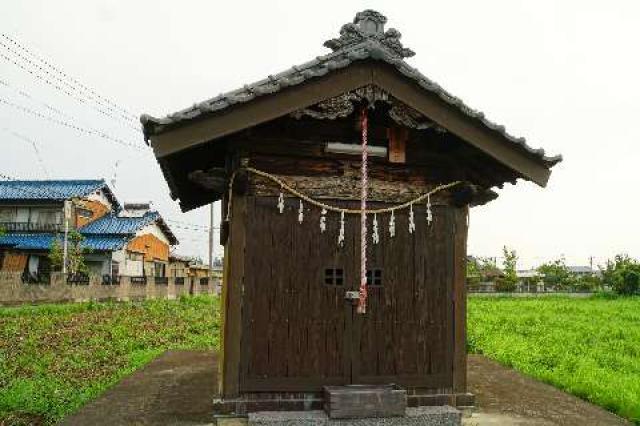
top-left (0, 272), bottom-right (221, 305)
top-left (468, 281), bottom-right (598, 295)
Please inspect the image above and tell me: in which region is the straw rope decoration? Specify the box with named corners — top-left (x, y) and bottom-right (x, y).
top-left (357, 108), bottom-right (369, 314)
top-left (225, 170), bottom-right (461, 220)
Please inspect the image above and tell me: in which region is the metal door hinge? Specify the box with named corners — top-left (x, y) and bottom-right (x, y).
top-left (345, 290), bottom-right (360, 301)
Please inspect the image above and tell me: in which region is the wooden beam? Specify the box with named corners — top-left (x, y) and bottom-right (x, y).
top-left (220, 193), bottom-right (247, 398)
top-left (188, 168), bottom-right (227, 193)
top-left (452, 207), bottom-right (469, 393)
top-left (387, 126), bottom-right (408, 164)
top-left (150, 63), bottom-right (376, 158)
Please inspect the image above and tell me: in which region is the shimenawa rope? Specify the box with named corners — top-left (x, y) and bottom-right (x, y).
top-left (224, 169), bottom-right (461, 221)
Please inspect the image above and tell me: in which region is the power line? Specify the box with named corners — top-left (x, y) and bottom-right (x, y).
top-left (0, 36), bottom-right (137, 122)
top-left (1, 127), bottom-right (50, 178)
top-left (1, 34), bottom-right (138, 121)
top-left (166, 218), bottom-right (219, 230)
top-left (168, 223), bottom-right (221, 233)
top-left (0, 39), bottom-right (139, 130)
top-left (0, 78), bottom-right (72, 123)
top-left (0, 96), bottom-right (148, 152)
top-left (0, 77), bottom-right (139, 134)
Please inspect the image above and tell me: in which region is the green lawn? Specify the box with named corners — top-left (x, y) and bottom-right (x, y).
top-left (3, 294), bottom-right (638, 425)
top-left (0, 295), bottom-right (219, 425)
top-left (468, 295), bottom-right (640, 424)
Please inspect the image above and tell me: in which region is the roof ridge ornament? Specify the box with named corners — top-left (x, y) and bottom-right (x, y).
top-left (323, 10), bottom-right (415, 59)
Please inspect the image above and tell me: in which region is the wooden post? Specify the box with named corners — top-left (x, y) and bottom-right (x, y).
top-left (219, 193), bottom-right (247, 398)
top-left (452, 207), bottom-right (469, 393)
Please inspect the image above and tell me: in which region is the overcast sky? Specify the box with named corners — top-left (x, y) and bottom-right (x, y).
top-left (1, 1), bottom-right (639, 269)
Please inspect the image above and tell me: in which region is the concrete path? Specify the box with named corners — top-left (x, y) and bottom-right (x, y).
top-left (464, 355), bottom-right (630, 426)
top-left (61, 351), bottom-right (217, 426)
top-left (61, 351), bottom-right (630, 426)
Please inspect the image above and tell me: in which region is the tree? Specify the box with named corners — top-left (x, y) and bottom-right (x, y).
top-left (572, 273), bottom-right (602, 292)
top-left (48, 230), bottom-right (89, 274)
top-left (496, 246), bottom-right (518, 292)
top-left (537, 257), bottom-right (571, 289)
top-left (466, 256), bottom-right (499, 285)
top-left (49, 236), bottom-right (64, 271)
top-left (601, 254), bottom-right (640, 295)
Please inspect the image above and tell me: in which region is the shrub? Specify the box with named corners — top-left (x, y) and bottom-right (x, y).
top-left (601, 255), bottom-right (640, 295)
top-left (570, 274), bottom-right (602, 292)
top-left (495, 276), bottom-right (517, 292)
top-left (537, 258), bottom-right (572, 290)
top-left (497, 246), bottom-right (518, 292)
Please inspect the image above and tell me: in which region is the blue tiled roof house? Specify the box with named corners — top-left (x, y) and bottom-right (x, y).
top-left (0, 179), bottom-right (177, 280)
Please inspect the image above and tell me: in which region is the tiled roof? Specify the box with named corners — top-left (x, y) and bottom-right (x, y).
top-left (80, 211), bottom-right (178, 245)
top-left (0, 233), bottom-right (129, 251)
top-left (80, 211), bottom-right (160, 234)
top-left (0, 179), bottom-right (121, 210)
top-left (141, 10), bottom-right (561, 167)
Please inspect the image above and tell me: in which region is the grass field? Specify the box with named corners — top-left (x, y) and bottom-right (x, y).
top-left (0, 295), bottom-right (219, 426)
top-left (3, 294), bottom-right (638, 425)
top-left (468, 295), bottom-right (640, 424)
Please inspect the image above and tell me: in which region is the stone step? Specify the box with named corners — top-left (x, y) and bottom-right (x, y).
top-left (248, 406), bottom-right (461, 426)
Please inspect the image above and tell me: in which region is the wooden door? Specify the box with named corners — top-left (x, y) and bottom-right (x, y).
top-left (241, 196), bottom-right (356, 392)
top-left (240, 197), bottom-right (453, 392)
top-left (352, 205), bottom-right (454, 389)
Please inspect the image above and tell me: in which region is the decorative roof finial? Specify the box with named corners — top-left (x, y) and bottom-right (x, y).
top-left (323, 10), bottom-right (415, 59)
top-left (354, 9), bottom-right (387, 35)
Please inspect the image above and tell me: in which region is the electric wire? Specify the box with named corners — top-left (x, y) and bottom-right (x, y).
top-left (1, 127), bottom-right (50, 178)
top-left (1, 34), bottom-right (138, 121)
top-left (0, 36), bottom-right (138, 126)
top-left (0, 96), bottom-right (148, 152)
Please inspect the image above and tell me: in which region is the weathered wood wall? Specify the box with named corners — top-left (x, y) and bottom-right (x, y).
top-left (1, 251), bottom-right (28, 272)
top-left (217, 112), bottom-right (471, 398)
top-left (75, 199), bottom-right (111, 228)
top-left (228, 192), bottom-right (462, 394)
top-left (127, 234), bottom-right (170, 262)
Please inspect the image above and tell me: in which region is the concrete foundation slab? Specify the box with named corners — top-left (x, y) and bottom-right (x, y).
top-left (248, 406), bottom-right (461, 426)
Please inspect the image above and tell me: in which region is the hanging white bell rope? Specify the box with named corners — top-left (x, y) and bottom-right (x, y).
top-left (389, 210), bottom-right (396, 238)
top-left (357, 108), bottom-right (369, 315)
top-left (298, 200), bottom-right (304, 223)
top-left (320, 208), bottom-right (327, 233)
top-left (426, 193), bottom-right (433, 225)
top-left (338, 211), bottom-right (345, 246)
top-left (372, 213), bottom-right (379, 245)
top-left (408, 203), bottom-right (416, 234)
top-left (277, 189), bottom-right (285, 214)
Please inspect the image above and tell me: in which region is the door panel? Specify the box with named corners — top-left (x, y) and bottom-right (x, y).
top-left (353, 206), bottom-right (453, 388)
top-left (241, 197), bottom-right (355, 391)
top-left (240, 196), bottom-right (453, 392)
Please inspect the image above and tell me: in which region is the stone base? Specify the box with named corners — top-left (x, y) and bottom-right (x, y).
top-left (247, 406), bottom-right (461, 426)
top-left (213, 393), bottom-right (473, 416)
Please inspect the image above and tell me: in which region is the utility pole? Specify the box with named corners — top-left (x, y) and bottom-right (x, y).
top-left (209, 202), bottom-right (215, 276)
top-left (62, 200), bottom-right (71, 274)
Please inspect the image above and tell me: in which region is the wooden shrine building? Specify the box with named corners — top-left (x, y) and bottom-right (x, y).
top-left (142, 10), bottom-right (561, 414)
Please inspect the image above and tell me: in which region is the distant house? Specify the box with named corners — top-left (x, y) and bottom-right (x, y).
top-left (567, 265), bottom-right (595, 277)
top-left (516, 269), bottom-right (542, 279)
top-left (168, 254), bottom-right (217, 279)
top-left (0, 180), bottom-right (178, 282)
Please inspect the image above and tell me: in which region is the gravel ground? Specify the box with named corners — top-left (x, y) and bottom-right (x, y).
top-left (61, 351), bottom-right (631, 426)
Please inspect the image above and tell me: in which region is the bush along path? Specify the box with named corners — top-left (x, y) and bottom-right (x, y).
top-left (0, 295), bottom-right (219, 426)
top-left (468, 295), bottom-right (640, 424)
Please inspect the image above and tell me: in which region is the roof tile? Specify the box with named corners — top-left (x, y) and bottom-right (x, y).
top-left (140, 10), bottom-right (562, 167)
